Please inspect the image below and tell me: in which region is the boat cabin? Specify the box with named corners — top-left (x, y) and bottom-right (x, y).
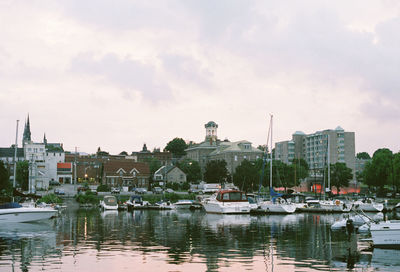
top-left (216, 190), bottom-right (247, 202)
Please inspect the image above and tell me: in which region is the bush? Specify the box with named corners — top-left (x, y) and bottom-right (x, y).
top-left (75, 191), bottom-right (99, 204)
top-left (38, 193), bottom-right (63, 204)
top-left (97, 184), bottom-right (110, 192)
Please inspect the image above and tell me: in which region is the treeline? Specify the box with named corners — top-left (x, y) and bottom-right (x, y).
top-left (360, 148), bottom-right (400, 192)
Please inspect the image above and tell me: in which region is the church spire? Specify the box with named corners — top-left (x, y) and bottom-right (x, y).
top-left (23, 114), bottom-right (32, 146)
top-left (43, 133), bottom-right (47, 145)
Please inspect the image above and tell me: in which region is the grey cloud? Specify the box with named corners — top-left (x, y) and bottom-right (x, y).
top-left (70, 53), bottom-right (172, 101)
top-left (160, 53), bottom-right (213, 88)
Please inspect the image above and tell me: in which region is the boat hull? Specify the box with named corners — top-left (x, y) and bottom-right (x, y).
top-left (202, 202), bottom-right (251, 214)
top-left (371, 221), bottom-right (400, 247)
top-left (0, 207), bottom-right (57, 223)
top-left (257, 202), bottom-right (296, 214)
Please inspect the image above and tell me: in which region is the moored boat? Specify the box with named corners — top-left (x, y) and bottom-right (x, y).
top-left (370, 220), bottom-right (400, 248)
top-left (353, 197), bottom-right (384, 212)
top-left (202, 190), bottom-right (252, 214)
top-left (100, 195), bottom-right (118, 210)
top-left (0, 202), bottom-right (58, 223)
top-left (126, 195), bottom-right (149, 211)
top-left (174, 199), bottom-right (194, 209)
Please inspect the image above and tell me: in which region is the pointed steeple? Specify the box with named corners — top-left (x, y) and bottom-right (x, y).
top-left (43, 133), bottom-right (47, 145)
top-left (23, 114), bottom-right (32, 146)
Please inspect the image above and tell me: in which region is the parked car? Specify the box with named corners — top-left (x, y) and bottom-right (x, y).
top-left (54, 188), bottom-right (65, 195)
top-left (111, 187), bottom-right (120, 194)
top-left (165, 188), bottom-right (174, 193)
top-left (136, 188), bottom-right (148, 194)
top-left (153, 187), bottom-right (163, 194)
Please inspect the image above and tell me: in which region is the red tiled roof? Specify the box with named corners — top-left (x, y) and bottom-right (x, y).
top-left (57, 162), bottom-right (72, 169)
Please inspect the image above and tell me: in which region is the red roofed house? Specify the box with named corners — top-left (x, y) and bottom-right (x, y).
top-left (102, 160), bottom-right (150, 189)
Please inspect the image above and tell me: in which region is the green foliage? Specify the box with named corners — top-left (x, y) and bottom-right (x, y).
top-left (16, 161), bottom-right (29, 190)
top-left (329, 162), bottom-right (353, 193)
top-left (233, 160), bottom-right (259, 192)
top-left (164, 138), bottom-right (188, 158)
top-left (357, 152), bottom-right (371, 160)
top-left (363, 148), bottom-right (393, 189)
top-left (393, 153), bottom-right (400, 190)
top-left (0, 161), bottom-right (10, 191)
top-left (75, 191), bottom-right (99, 204)
top-left (166, 182), bottom-right (180, 191)
top-left (143, 157), bottom-right (161, 182)
top-left (119, 151), bottom-right (128, 156)
top-left (38, 193), bottom-right (63, 204)
top-left (204, 160), bottom-right (229, 184)
top-left (97, 184), bottom-right (110, 192)
top-left (176, 159), bottom-right (201, 183)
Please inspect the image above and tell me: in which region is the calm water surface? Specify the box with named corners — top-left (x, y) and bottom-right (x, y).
top-left (1, 204), bottom-right (400, 272)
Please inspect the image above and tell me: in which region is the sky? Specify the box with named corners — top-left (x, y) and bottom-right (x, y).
top-left (1, 0), bottom-right (399, 156)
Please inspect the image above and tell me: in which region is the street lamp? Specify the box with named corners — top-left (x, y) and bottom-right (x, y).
top-left (84, 166), bottom-right (90, 182)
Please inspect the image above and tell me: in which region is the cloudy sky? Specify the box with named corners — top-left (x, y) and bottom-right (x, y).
top-left (1, 0), bottom-right (399, 156)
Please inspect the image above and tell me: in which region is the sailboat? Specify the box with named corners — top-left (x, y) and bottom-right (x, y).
top-left (255, 115), bottom-right (296, 214)
top-left (0, 120), bottom-right (57, 223)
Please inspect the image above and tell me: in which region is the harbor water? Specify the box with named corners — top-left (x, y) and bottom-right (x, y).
top-left (1, 206), bottom-right (400, 272)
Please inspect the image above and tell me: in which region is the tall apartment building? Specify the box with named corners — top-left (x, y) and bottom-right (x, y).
top-left (275, 126), bottom-right (355, 179)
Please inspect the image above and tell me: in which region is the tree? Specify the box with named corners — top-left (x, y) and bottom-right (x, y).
top-left (143, 157), bottom-right (161, 182)
top-left (119, 151), bottom-right (128, 156)
top-left (0, 161), bottom-right (10, 191)
top-left (363, 148), bottom-right (393, 189)
top-left (391, 152), bottom-right (400, 191)
top-left (164, 138), bottom-right (188, 158)
top-left (16, 161), bottom-right (29, 190)
top-left (290, 158), bottom-right (309, 185)
top-left (329, 162), bottom-right (353, 194)
top-left (176, 158), bottom-right (201, 183)
top-left (356, 152), bottom-right (371, 160)
top-left (204, 160), bottom-right (229, 184)
top-left (233, 160), bottom-right (259, 192)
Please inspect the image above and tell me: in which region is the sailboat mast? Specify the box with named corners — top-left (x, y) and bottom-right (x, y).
top-left (269, 115), bottom-right (273, 189)
top-left (327, 134), bottom-right (330, 191)
top-left (13, 120), bottom-right (19, 189)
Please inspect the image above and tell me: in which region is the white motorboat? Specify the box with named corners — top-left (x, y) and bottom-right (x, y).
top-left (370, 220), bottom-right (400, 247)
top-left (202, 190), bottom-right (252, 214)
top-left (331, 215), bottom-right (370, 231)
top-left (154, 200), bottom-right (176, 210)
top-left (319, 199), bottom-right (352, 213)
top-left (100, 195), bottom-right (118, 210)
top-left (0, 202), bottom-right (58, 223)
top-left (299, 198), bottom-right (352, 213)
top-left (353, 198), bottom-right (384, 212)
top-left (126, 195), bottom-right (149, 211)
top-left (174, 200), bottom-right (194, 209)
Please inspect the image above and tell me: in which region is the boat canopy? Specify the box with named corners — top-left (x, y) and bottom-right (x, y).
top-left (216, 190), bottom-right (247, 202)
top-left (0, 202), bottom-right (22, 209)
top-left (104, 196), bottom-right (118, 206)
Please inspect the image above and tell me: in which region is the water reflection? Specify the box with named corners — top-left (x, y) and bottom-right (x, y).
top-left (1, 207), bottom-right (400, 271)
